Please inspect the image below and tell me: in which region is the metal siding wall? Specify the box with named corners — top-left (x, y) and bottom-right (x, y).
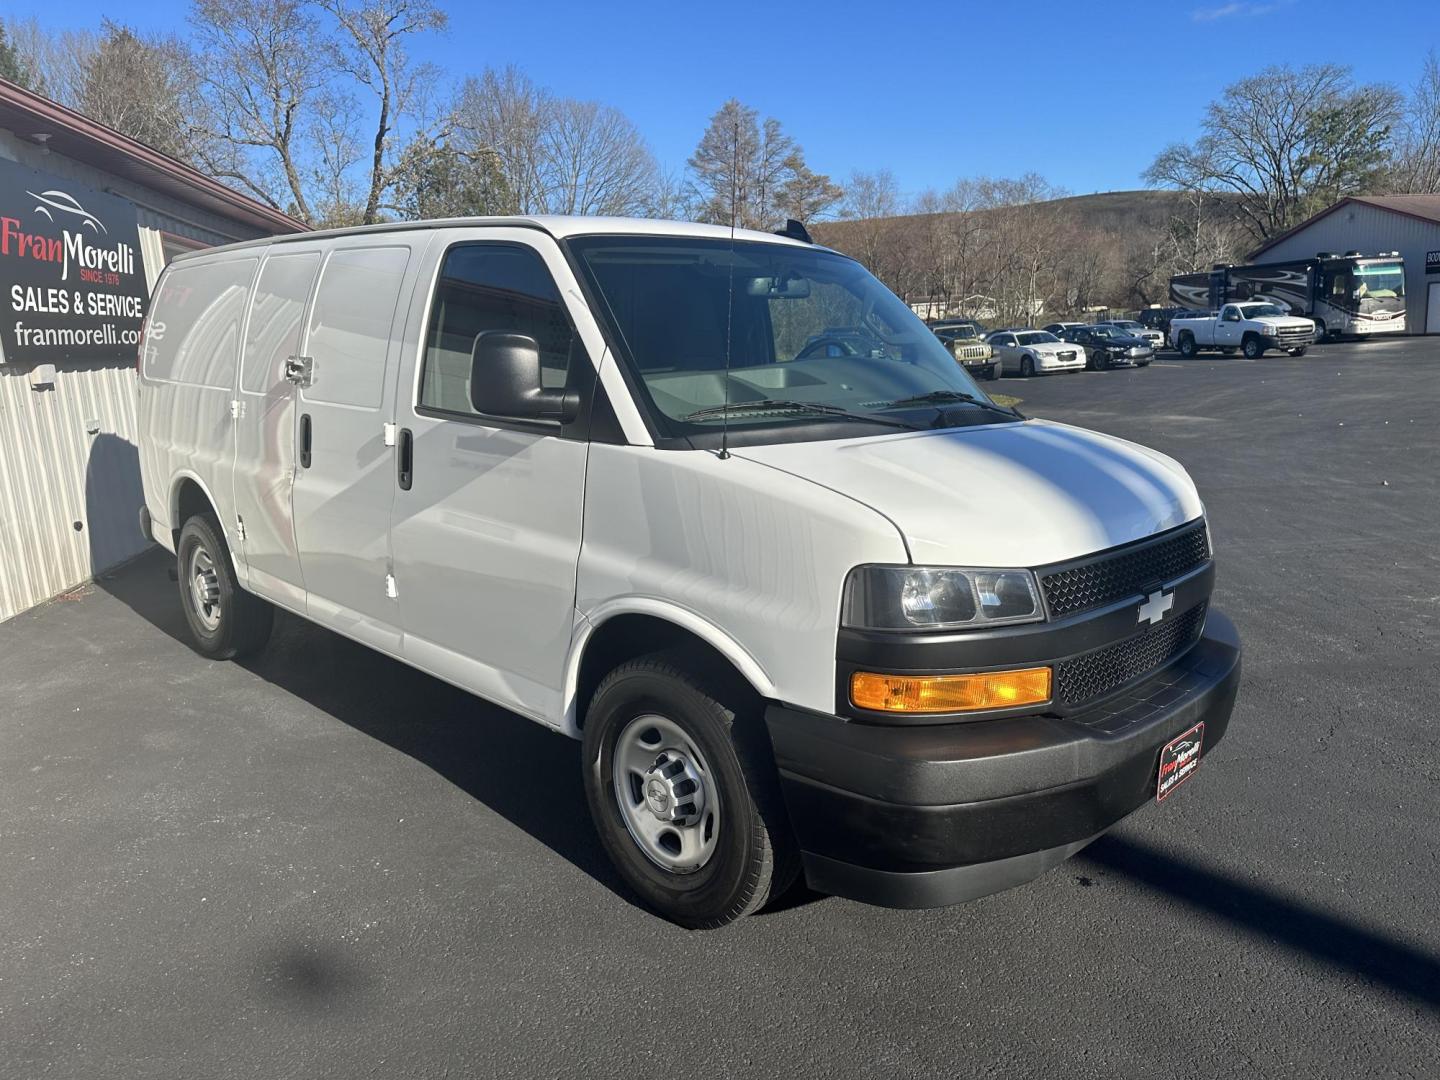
top-left (0, 363), bottom-right (148, 622)
top-left (0, 132), bottom-right (285, 622)
top-left (1259, 203), bottom-right (1440, 334)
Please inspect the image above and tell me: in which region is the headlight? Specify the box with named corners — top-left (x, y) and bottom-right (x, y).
top-left (843, 566), bottom-right (1044, 631)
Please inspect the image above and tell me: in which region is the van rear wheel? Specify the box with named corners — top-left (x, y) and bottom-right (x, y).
top-left (176, 514), bottom-right (273, 660)
top-left (582, 652), bottom-right (799, 928)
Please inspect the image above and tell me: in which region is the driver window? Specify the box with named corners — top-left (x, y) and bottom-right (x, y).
top-left (420, 243), bottom-right (576, 415)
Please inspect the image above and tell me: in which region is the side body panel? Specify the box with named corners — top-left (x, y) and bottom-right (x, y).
top-left (290, 240), bottom-right (426, 652)
top-left (137, 254), bottom-right (260, 550)
top-left (231, 245), bottom-right (326, 609)
top-left (575, 445), bottom-right (909, 723)
top-left (389, 228), bottom-right (601, 727)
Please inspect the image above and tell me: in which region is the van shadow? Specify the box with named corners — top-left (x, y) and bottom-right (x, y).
top-left (96, 552), bottom-right (639, 910)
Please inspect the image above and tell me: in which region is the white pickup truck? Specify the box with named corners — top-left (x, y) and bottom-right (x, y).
top-left (1170, 302), bottom-right (1315, 359)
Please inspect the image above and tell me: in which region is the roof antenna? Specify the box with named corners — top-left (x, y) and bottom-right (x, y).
top-left (719, 112), bottom-right (740, 461)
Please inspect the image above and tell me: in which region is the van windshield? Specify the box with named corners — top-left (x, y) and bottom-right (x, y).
top-left (568, 235), bottom-right (1010, 444)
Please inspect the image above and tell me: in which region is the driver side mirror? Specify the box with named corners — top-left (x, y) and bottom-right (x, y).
top-left (469, 331), bottom-right (577, 422)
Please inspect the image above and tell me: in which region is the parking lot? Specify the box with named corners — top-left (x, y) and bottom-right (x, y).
top-left (2, 335), bottom-right (1436, 1079)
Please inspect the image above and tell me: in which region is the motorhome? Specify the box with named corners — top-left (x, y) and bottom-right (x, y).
top-left (1170, 253), bottom-right (1405, 340)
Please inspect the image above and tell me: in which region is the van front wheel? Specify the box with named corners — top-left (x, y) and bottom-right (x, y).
top-left (176, 514), bottom-right (273, 660)
top-left (582, 653), bottom-right (799, 928)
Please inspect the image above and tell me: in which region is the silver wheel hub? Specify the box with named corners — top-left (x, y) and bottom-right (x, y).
top-left (188, 545), bottom-right (222, 632)
top-left (612, 714), bottom-right (719, 874)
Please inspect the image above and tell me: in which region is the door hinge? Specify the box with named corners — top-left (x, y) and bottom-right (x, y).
top-left (382, 422), bottom-right (397, 447)
top-left (384, 573), bottom-right (398, 599)
top-left (236, 516), bottom-right (247, 543)
top-left (230, 399), bottom-right (245, 420)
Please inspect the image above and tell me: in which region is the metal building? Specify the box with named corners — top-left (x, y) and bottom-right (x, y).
top-left (1248, 195), bottom-right (1440, 335)
top-left (0, 80), bottom-right (305, 623)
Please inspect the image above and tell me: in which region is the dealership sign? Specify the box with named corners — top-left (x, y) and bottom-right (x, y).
top-left (0, 158), bottom-right (147, 364)
top-left (1427, 250), bottom-right (1440, 275)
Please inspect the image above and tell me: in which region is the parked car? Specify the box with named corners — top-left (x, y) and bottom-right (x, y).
top-left (136, 215), bottom-right (1240, 928)
top-left (1170, 302), bottom-right (1314, 358)
top-left (985, 329), bottom-right (1086, 376)
top-left (1057, 325), bottom-right (1154, 370)
top-left (1137, 307), bottom-right (1211, 337)
top-left (1097, 319), bottom-right (1165, 351)
top-left (1042, 321), bottom-right (1086, 336)
top-left (929, 317), bottom-right (987, 336)
top-left (932, 322), bottom-right (997, 380)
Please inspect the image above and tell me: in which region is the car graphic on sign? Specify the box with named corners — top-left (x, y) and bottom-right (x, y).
top-left (26, 188), bottom-right (107, 234)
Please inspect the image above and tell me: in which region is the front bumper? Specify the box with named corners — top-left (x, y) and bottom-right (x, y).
top-left (765, 610), bottom-right (1242, 908)
top-left (1037, 352), bottom-right (1085, 372)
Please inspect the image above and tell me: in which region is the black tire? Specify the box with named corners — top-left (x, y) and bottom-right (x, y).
top-left (1220, 347), bottom-right (1237, 356)
top-left (1289, 346), bottom-right (1307, 357)
top-left (983, 364), bottom-right (999, 381)
top-left (1137, 359), bottom-right (1151, 367)
top-left (1178, 333), bottom-right (1198, 358)
top-left (1242, 335), bottom-right (1265, 359)
top-left (1021, 355), bottom-right (1035, 377)
top-left (176, 514), bottom-right (273, 660)
top-left (1313, 319), bottom-right (1327, 342)
top-left (582, 652), bottom-right (799, 929)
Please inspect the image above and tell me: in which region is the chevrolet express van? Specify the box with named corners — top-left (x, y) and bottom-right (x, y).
top-left (136, 217), bottom-right (1241, 928)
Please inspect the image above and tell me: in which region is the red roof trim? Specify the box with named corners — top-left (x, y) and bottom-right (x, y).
top-left (0, 78), bottom-right (308, 236)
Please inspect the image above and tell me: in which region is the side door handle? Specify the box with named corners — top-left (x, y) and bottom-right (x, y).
top-left (299, 413), bottom-right (312, 469)
top-left (397, 427), bottom-right (413, 491)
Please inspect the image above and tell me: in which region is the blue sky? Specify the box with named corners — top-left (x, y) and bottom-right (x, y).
top-left (8, 0), bottom-right (1438, 200)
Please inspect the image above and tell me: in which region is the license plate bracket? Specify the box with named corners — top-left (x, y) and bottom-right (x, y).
top-left (1157, 721), bottom-right (1205, 802)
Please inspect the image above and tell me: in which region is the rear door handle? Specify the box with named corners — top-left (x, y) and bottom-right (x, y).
top-left (299, 413), bottom-right (312, 469)
top-left (397, 427), bottom-right (413, 490)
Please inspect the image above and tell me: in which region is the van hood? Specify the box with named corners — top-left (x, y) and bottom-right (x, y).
top-left (734, 419), bottom-right (1204, 567)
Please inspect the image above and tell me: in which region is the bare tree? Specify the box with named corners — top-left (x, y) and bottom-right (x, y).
top-left (454, 68), bottom-right (659, 217)
top-left (75, 22), bottom-right (202, 161)
top-left (541, 98), bottom-right (659, 216)
top-left (1147, 64), bottom-right (1403, 244)
top-left (1388, 50), bottom-right (1440, 193)
top-left (3, 18), bottom-right (92, 104)
top-left (318, 0), bottom-right (447, 225)
top-left (0, 21), bottom-right (41, 91)
top-left (189, 0), bottom-right (331, 221)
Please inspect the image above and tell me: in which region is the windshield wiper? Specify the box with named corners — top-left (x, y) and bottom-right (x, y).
top-left (681, 399), bottom-right (921, 430)
top-left (881, 389), bottom-right (1023, 419)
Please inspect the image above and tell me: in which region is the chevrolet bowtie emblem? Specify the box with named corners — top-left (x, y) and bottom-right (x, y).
top-left (1137, 589), bottom-right (1174, 626)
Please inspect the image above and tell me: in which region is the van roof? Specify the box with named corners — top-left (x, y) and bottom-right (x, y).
top-left (169, 215), bottom-right (827, 262)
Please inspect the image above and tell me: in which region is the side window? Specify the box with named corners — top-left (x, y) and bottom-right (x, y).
top-left (143, 258), bottom-right (256, 389)
top-left (305, 246), bottom-right (411, 410)
top-left (241, 251), bottom-right (321, 394)
top-left (419, 243), bottom-right (576, 416)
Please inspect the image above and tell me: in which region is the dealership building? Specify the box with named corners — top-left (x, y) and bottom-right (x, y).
top-left (0, 78), bottom-right (306, 622)
top-left (1247, 194), bottom-right (1440, 335)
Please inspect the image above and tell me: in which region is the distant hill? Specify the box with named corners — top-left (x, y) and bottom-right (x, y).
top-left (813, 189), bottom-right (1239, 249)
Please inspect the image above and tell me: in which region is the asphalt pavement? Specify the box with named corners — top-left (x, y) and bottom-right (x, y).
top-left (2, 335), bottom-right (1437, 1079)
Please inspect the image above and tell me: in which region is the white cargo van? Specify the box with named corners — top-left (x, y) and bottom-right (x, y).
top-left (137, 217), bottom-right (1241, 927)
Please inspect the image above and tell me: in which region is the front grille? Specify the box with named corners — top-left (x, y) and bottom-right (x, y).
top-left (1057, 351), bottom-right (1077, 361)
top-left (1055, 603), bottom-right (1206, 706)
top-left (1274, 325), bottom-right (1310, 340)
top-left (1040, 522), bottom-right (1210, 618)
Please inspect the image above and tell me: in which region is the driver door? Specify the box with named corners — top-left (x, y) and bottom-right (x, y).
top-left (1215, 306), bottom-right (1242, 347)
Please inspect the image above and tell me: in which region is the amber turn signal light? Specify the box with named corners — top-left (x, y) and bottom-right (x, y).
top-left (850, 667), bottom-right (1052, 714)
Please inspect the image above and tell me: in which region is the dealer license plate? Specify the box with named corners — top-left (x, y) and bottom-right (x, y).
top-left (1157, 721), bottom-right (1205, 802)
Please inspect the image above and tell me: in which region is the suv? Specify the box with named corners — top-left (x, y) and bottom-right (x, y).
top-left (136, 216), bottom-right (1241, 928)
top-left (932, 322), bottom-right (997, 380)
